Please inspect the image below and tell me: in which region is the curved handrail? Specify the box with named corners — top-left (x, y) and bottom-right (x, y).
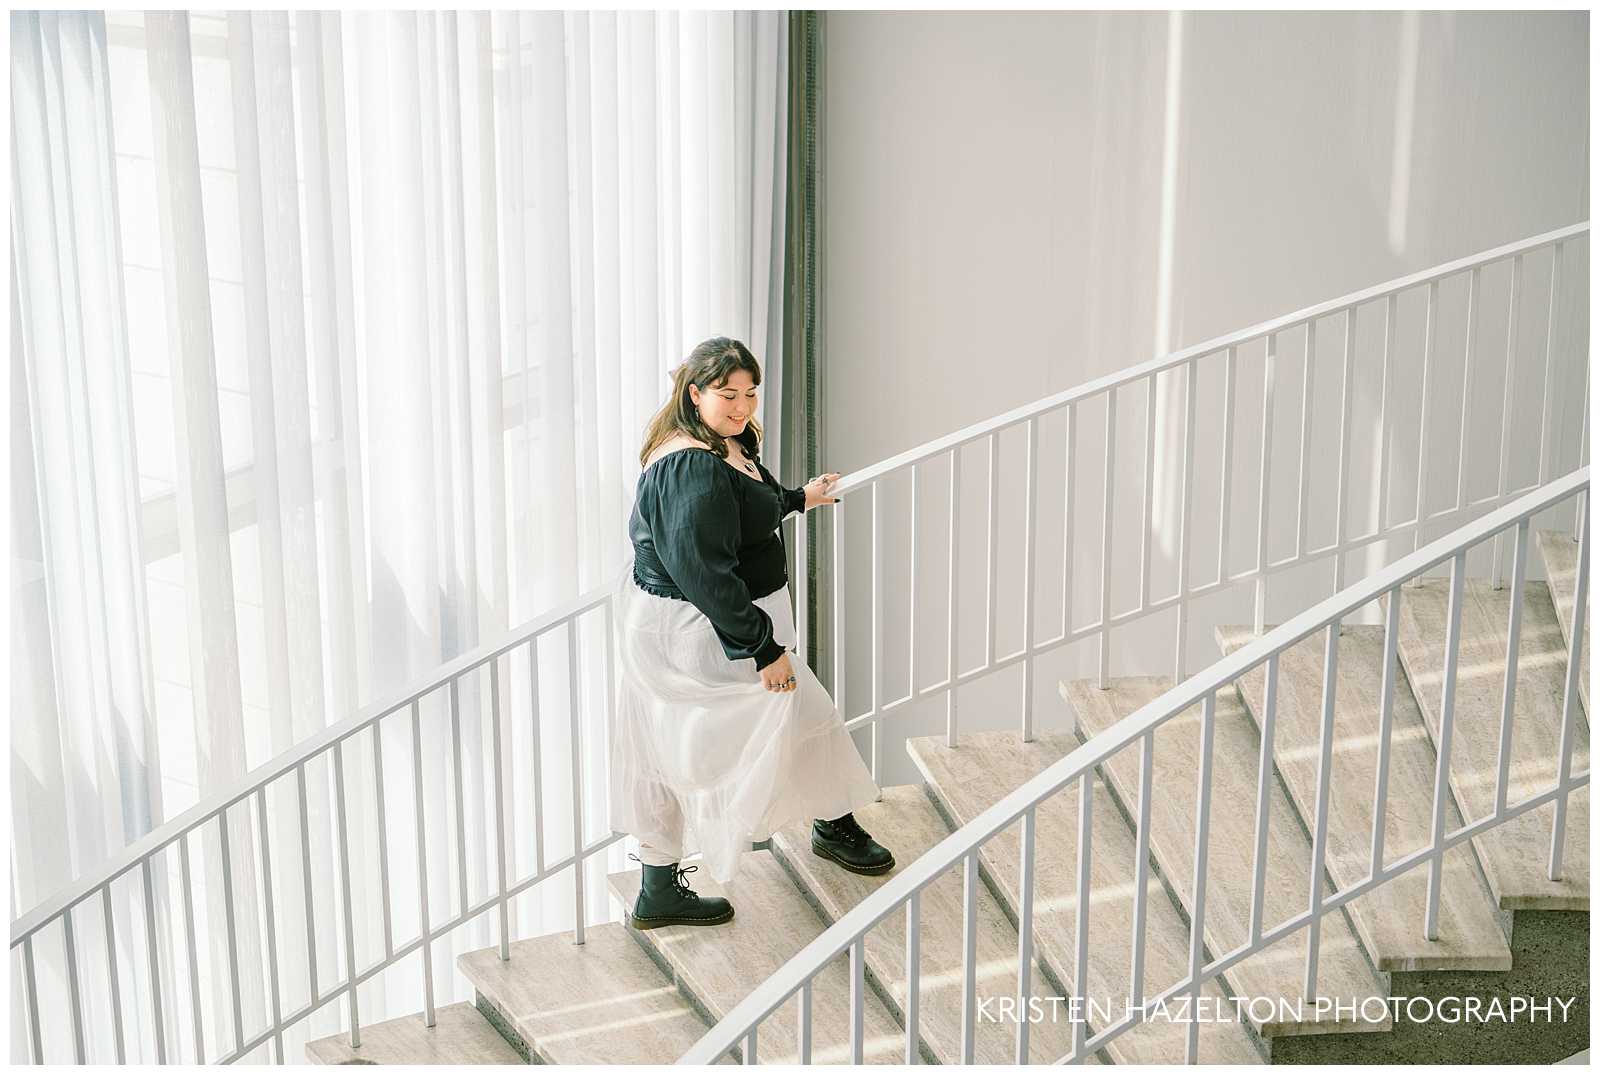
top-left (825, 220), bottom-right (1587, 499)
top-left (678, 467), bottom-right (1589, 1063)
top-left (792, 221), bottom-right (1589, 757)
top-left (10, 587), bottom-right (610, 948)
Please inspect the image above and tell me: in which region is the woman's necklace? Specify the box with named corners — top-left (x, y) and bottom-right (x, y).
top-left (722, 433), bottom-right (759, 477)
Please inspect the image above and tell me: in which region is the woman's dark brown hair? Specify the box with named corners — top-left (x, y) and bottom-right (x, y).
top-left (639, 336), bottom-right (766, 466)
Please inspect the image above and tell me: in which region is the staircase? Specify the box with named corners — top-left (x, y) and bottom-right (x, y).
top-left (305, 529), bottom-right (1588, 1065)
top-left (13, 224), bottom-right (1588, 1066)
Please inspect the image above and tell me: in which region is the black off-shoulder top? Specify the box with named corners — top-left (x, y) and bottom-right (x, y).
top-left (628, 431), bottom-right (808, 671)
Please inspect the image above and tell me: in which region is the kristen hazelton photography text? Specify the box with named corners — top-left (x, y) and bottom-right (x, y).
top-left (974, 993), bottom-right (1581, 1027)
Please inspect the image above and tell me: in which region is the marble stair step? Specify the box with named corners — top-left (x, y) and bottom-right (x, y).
top-left (305, 1001), bottom-right (521, 1064)
top-left (1387, 580), bottom-right (1589, 910)
top-left (768, 784), bottom-right (1082, 1064)
top-left (458, 922), bottom-right (728, 1064)
top-left (607, 849), bottom-right (907, 1063)
top-left (1216, 625), bottom-right (1513, 973)
top-left (906, 731), bottom-right (1264, 1065)
top-left (1064, 676), bottom-right (1391, 1039)
top-left (1536, 529), bottom-right (1589, 716)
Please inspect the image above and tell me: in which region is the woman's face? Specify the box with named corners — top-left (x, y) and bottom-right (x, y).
top-left (690, 369), bottom-right (758, 439)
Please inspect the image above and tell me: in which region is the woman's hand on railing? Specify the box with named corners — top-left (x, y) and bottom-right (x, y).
top-left (801, 472), bottom-right (842, 510)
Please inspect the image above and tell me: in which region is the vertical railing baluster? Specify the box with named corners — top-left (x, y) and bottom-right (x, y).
top-left (333, 740), bottom-right (361, 1048)
top-left (835, 495), bottom-right (847, 722)
top-left (850, 936), bottom-right (866, 1064)
top-left (1537, 242), bottom-right (1562, 485)
top-left (1425, 551), bottom-right (1468, 939)
top-left (871, 479), bottom-right (882, 779)
top-left (217, 809), bottom-right (244, 1055)
top-left (102, 885), bottom-right (126, 1063)
top-left (295, 763), bottom-right (318, 1008)
top-left (1129, 730), bottom-right (1153, 1008)
top-left (529, 637), bottom-right (546, 877)
top-left (1574, 363), bottom-right (1587, 537)
top-left (1333, 308), bottom-right (1355, 592)
top-left (254, 786), bottom-right (284, 1061)
top-left (1576, 375), bottom-right (1590, 542)
top-left (1549, 493), bottom-right (1588, 879)
top-left (1139, 373), bottom-right (1157, 612)
top-left (1377, 294), bottom-right (1396, 536)
top-left (605, 599), bottom-right (619, 863)
top-left (1174, 359), bottom-right (1198, 682)
top-left (1062, 401), bottom-right (1075, 646)
top-left (1218, 347), bottom-right (1237, 586)
top-left (372, 720), bottom-right (394, 961)
top-left (796, 477), bottom-right (810, 656)
top-left (179, 834), bottom-right (205, 1061)
top-left (1248, 657), bottom-right (1278, 945)
top-left (141, 859), bottom-right (168, 1063)
top-left (1493, 255), bottom-right (1525, 587)
top-left (987, 430), bottom-right (1000, 669)
top-left (945, 452), bottom-right (959, 746)
top-left (1456, 267), bottom-right (1481, 513)
top-left (1022, 417), bottom-right (1038, 741)
top-left (23, 935), bottom-right (42, 1064)
top-left (62, 903), bottom-right (86, 1063)
top-left (1295, 322), bottom-right (1316, 561)
top-left (744, 1025), bottom-right (757, 1065)
top-left (1254, 333), bottom-right (1278, 634)
top-left (1098, 390), bottom-right (1116, 687)
top-left (1305, 620), bottom-right (1340, 1001)
top-left (449, 678), bottom-right (469, 919)
top-left (1412, 281), bottom-right (1438, 564)
top-left (906, 892), bottom-right (921, 1064)
top-left (1185, 692), bottom-right (1216, 1065)
top-left (1073, 775), bottom-right (1092, 1062)
top-left (491, 657), bottom-right (511, 959)
top-left (1015, 807), bottom-right (1036, 1064)
top-left (909, 462), bottom-right (919, 718)
top-left (568, 626), bottom-right (587, 944)
top-left (410, 700), bottom-right (437, 1027)
top-left (1371, 591), bottom-right (1402, 880)
top-left (799, 978), bottom-right (814, 1064)
top-left (961, 851), bottom-right (978, 1064)
top-left (1495, 520), bottom-right (1531, 818)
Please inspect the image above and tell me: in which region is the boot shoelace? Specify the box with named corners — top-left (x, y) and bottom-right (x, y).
top-left (628, 853), bottom-right (703, 900)
top-left (669, 863), bottom-right (702, 899)
top-left (827, 813), bottom-right (871, 846)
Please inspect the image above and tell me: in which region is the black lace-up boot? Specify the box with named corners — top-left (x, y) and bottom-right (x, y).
top-left (627, 854), bottom-right (735, 929)
top-left (811, 811), bottom-right (895, 875)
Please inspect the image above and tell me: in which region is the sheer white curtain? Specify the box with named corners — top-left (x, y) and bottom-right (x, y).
top-left (11, 9), bottom-right (788, 1062)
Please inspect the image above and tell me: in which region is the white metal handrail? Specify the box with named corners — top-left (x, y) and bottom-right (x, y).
top-left (11, 585), bottom-right (623, 1063)
top-left (790, 220), bottom-right (1588, 778)
top-left (680, 466), bottom-right (1590, 1064)
top-left (10, 221), bottom-right (1588, 1063)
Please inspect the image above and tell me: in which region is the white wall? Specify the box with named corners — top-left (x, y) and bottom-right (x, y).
top-left (815, 11), bottom-right (1590, 789)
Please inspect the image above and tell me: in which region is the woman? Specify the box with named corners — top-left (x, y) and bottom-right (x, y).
top-left (610, 336), bottom-right (892, 930)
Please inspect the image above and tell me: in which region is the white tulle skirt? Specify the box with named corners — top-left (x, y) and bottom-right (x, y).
top-left (608, 555), bottom-right (881, 884)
